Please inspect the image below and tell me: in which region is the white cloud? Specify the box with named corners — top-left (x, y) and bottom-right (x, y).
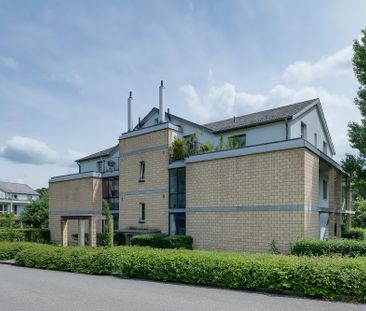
top-left (282, 46), bottom-right (353, 84)
top-left (0, 55), bottom-right (18, 69)
top-left (44, 72), bottom-right (84, 86)
top-left (0, 136), bottom-right (59, 165)
top-left (180, 83), bottom-right (267, 123)
top-left (0, 136), bottom-right (87, 166)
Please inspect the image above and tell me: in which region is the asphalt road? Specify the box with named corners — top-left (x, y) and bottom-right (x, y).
top-left (0, 264), bottom-right (365, 311)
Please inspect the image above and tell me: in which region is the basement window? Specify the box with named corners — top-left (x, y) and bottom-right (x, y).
top-left (139, 203), bottom-right (145, 223)
top-left (139, 161), bottom-right (145, 182)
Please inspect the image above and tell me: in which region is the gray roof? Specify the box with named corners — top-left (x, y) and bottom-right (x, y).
top-left (0, 181), bottom-right (39, 195)
top-left (76, 145), bottom-right (119, 162)
top-left (204, 99), bottom-right (318, 133)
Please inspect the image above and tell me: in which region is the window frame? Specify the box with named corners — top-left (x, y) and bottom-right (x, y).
top-left (139, 161), bottom-right (145, 182)
top-left (322, 179), bottom-right (328, 200)
top-left (169, 168), bottom-right (186, 210)
top-left (139, 202), bottom-right (145, 223)
top-left (301, 122), bottom-right (307, 140)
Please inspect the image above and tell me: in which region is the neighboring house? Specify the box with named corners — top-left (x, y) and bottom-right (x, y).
top-left (49, 82), bottom-right (352, 252)
top-left (0, 181), bottom-right (39, 216)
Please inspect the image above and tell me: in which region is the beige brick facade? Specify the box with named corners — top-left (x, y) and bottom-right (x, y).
top-left (119, 129), bottom-right (174, 233)
top-left (186, 148), bottom-right (344, 253)
top-left (49, 176), bottom-right (103, 244)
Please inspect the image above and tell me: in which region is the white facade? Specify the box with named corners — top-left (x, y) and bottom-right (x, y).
top-left (79, 149), bottom-right (119, 174)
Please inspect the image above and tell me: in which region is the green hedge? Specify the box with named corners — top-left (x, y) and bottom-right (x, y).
top-left (131, 233), bottom-right (193, 249)
top-left (290, 239), bottom-right (366, 257)
top-left (0, 243), bottom-right (362, 301)
top-left (0, 228), bottom-right (50, 243)
top-left (72, 232), bottom-right (126, 246)
top-left (342, 228), bottom-right (366, 240)
top-left (0, 242), bottom-right (39, 260)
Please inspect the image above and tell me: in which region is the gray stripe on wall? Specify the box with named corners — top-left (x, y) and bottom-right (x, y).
top-left (187, 205), bottom-right (348, 213)
top-left (188, 205), bottom-right (309, 213)
top-left (49, 210), bottom-right (101, 216)
top-left (120, 188), bottom-right (168, 196)
top-left (121, 144), bottom-right (168, 157)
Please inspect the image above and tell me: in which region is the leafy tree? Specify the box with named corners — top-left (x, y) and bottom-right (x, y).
top-left (352, 200), bottom-right (366, 228)
top-left (103, 200), bottom-right (113, 247)
top-left (342, 28), bottom-right (366, 227)
top-left (21, 188), bottom-right (48, 228)
top-left (348, 28), bottom-right (366, 156)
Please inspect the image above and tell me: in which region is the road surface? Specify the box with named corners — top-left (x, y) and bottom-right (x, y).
top-left (0, 264), bottom-right (364, 311)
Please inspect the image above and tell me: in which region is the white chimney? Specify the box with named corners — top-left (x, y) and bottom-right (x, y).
top-left (159, 80), bottom-right (165, 123)
top-left (128, 91), bottom-right (133, 132)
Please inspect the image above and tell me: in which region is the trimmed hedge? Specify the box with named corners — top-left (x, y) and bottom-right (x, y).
top-left (0, 228), bottom-right (50, 243)
top-left (0, 243), bottom-right (362, 301)
top-left (0, 242), bottom-right (39, 260)
top-left (72, 232), bottom-right (126, 246)
top-left (290, 239), bottom-right (366, 257)
top-left (131, 233), bottom-right (193, 249)
top-left (342, 228), bottom-right (366, 240)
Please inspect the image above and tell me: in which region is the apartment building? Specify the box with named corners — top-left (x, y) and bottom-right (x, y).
top-left (0, 181), bottom-right (39, 216)
top-left (49, 81), bottom-right (352, 252)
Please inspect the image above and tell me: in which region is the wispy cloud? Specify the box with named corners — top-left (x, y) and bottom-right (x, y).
top-left (0, 55), bottom-right (18, 69)
top-left (282, 46), bottom-right (353, 85)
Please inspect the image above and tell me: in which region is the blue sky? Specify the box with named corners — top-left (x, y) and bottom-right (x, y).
top-left (0, 0), bottom-right (365, 188)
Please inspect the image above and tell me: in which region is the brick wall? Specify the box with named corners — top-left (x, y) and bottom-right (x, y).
top-left (48, 177), bottom-right (103, 243)
top-left (119, 129), bottom-right (173, 232)
top-left (186, 148), bottom-right (312, 253)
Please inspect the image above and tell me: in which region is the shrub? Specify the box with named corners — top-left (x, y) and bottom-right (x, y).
top-left (131, 233), bottom-right (193, 249)
top-left (3, 243), bottom-right (365, 301)
top-left (342, 228), bottom-right (366, 240)
top-left (290, 239), bottom-right (366, 257)
top-left (113, 232), bottom-right (125, 246)
top-left (0, 228), bottom-right (50, 243)
top-left (102, 200), bottom-right (113, 247)
top-left (0, 242), bottom-right (39, 260)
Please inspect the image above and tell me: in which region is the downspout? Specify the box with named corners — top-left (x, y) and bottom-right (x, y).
top-left (285, 118), bottom-right (289, 140)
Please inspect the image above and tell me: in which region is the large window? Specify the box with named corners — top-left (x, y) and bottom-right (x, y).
top-left (169, 168), bottom-right (186, 235)
top-left (169, 213), bottom-right (186, 235)
top-left (102, 177), bottom-right (119, 211)
top-left (169, 168), bottom-right (186, 209)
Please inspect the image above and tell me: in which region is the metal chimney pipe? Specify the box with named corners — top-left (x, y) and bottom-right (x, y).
top-left (128, 91), bottom-right (133, 132)
top-left (159, 80), bottom-right (165, 123)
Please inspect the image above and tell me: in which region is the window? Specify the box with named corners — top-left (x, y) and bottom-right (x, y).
top-left (314, 133), bottom-right (318, 147)
top-left (323, 180), bottom-right (328, 200)
top-left (169, 213), bottom-right (186, 235)
top-left (113, 214), bottom-right (119, 231)
top-left (169, 168), bottom-right (186, 235)
top-left (229, 134), bottom-right (246, 148)
top-left (97, 161), bottom-right (105, 173)
top-left (154, 118), bottom-right (159, 125)
top-left (139, 203), bottom-right (145, 223)
top-left (169, 168), bottom-right (186, 209)
top-left (184, 134), bottom-right (198, 153)
top-left (139, 161), bottom-right (145, 182)
top-left (323, 142), bottom-right (328, 154)
top-left (301, 122), bottom-right (307, 139)
top-left (102, 177), bottom-right (119, 211)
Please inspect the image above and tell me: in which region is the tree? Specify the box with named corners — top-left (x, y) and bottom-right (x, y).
top-left (21, 188), bottom-right (48, 228)
top-left (342, 28), bottom-right (366, 227)
top-left (103, 199), bottom-right (113, 247)
top-left (348, 28), bottom-right (366, 157)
